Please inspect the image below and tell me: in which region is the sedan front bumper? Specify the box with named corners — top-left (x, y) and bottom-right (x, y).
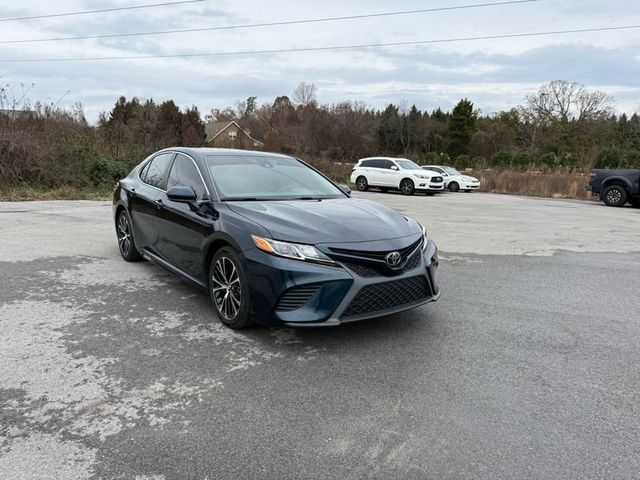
top-left (242, 239), bottom-right (439, 326)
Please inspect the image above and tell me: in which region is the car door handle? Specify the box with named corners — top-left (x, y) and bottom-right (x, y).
top-left (155, 198), bottom-right (164, 209)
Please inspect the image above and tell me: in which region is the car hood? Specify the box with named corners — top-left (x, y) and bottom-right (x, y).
top-left (227, 198), bottom-right (420, 244)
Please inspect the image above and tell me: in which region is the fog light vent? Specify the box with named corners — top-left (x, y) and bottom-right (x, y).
top-left (275, 284), bottom-right (322, 311)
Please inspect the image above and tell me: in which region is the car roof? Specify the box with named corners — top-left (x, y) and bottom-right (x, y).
top-left (357, 157), bottom-right (411, 162)
top-left (155, 147), bottom-right (295, 161)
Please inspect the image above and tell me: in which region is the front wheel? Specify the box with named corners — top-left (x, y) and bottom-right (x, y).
top-left (602, 185), bottom-right (627, 207)
top-left (400, 179), bottom-right (415, 195)
top-left (116, 210), bottom-right (142, 262)
top-left (210, 247), bottom-right (254, 329)
top-left (356, 176), bottom-right (369, 191)
top-left (448, 182), bottom-right (460, 192)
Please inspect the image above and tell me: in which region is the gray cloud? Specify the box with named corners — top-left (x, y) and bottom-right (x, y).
top-left (1, 0), bottom-right (639, 121)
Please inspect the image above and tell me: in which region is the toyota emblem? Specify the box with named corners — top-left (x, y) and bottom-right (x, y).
top-left (385, 251), bottom-right (402, 268)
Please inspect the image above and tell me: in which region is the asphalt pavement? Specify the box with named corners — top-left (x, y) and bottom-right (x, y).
top-left (1, 192), bottom-right (639, 479)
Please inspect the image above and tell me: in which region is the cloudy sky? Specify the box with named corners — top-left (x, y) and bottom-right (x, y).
top-left (1, 0), bottom-right (640, 122)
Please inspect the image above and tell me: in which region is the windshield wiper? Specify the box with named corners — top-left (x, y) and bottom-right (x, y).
top-left (222, 197), bottom-right (263, 202)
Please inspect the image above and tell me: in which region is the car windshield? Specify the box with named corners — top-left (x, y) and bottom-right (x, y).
top-left (444, 167), bottom-right (461, 176)
top-left (205, 154), bottom-right (345, 201)
top-left (395, 159), bottom-right (422, 170)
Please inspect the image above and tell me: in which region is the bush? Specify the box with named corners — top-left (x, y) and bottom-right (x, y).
top-left (594, 148), bottom-right (640, 169)
top-left (88, 158), bottom-right (130, 187)
top-left (454, 154), bottom-right (472, 169)
top-left (512, 152), bottom-right (532, 168)
top-left (471, 156), bottom-right (487, 169)
top-left (492, 150), bottom-right (514, 167)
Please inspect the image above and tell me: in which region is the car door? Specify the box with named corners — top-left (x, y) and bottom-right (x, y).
top-left (379, 159), bottom-right (399, 187)
top-left (154, 153), bottom-right (213, 282)
top-left (368, 159), bottom-right (388, 185)
top-left (129, 152), bottom-right (174, 252)
top-left (359, 159), bottom-right (379, 185)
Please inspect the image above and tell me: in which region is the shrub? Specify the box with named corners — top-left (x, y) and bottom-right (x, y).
top-left (454, 154), bottom-right (471, 169)
top-left (492, 150), bottom-right (514, 167)
top-left (471, 156), bottom-right (487, 169)
top-left (88, 158), bottom-right (130, 187)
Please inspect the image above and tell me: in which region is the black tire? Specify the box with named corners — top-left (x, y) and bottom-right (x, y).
top-left (210, 247), bottom-right (254, 329)
top-left (356, 176), bottom-right (369, 191)
top-left (602, 185), bottom-right (628, 207)
top-left (116, 210), bottom-right (142, 262)
top-left (400, 179), bottom-right (415, 196)
top-left (448, 182), bottom-right (460, 192)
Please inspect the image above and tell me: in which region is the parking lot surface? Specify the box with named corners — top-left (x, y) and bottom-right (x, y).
top-left (1, 193), bottom-right (639, 479)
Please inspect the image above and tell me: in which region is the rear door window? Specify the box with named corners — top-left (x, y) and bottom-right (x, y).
top-left (143, 153), bottom-right (174, 189)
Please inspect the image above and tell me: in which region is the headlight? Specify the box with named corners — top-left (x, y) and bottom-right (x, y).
top-left (251, 235), bottom-right (335, 265)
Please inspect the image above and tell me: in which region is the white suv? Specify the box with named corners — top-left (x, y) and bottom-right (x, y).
top-left (350, 157), bottom-right (445, 195)
top-left (422, 165), bottom-right (480, 192)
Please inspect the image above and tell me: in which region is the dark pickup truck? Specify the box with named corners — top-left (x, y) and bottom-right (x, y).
top-left (588, 169), bottom-right (640, 207)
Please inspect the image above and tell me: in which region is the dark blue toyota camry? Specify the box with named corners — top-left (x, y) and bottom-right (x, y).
top-left (113, 147), bottom-right (440, 328)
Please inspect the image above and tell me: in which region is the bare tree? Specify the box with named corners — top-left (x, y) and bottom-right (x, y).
top-left (292, 82), bottom-right (317, 107)
top-left (520, 80), bottom-right (613, 125)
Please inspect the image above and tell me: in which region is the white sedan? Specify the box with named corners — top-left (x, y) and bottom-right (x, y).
top-left (422, 165), bottom-right (480, 192)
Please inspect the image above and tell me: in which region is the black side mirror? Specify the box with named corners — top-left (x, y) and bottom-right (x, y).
top-left (338, 184), bottom-right (351, 195)
top-left (167, 185), bottom-right (197, 203)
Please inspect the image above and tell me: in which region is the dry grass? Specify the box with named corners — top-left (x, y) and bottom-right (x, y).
top-left (0, 168), bottom-right (594, 202)
top-left (0, 185), bottom-right (113, 201)
top-left (472, 169), bottom-right (593, 200)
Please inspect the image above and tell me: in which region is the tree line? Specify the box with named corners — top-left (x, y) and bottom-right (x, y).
top-left (1, 80), bottom-right (639, 190)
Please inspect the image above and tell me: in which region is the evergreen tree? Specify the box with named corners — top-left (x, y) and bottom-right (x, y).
top-left (448, 98), bottom-right (476, 157)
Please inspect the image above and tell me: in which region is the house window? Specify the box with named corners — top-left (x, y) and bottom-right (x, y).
top-left (228, 130), bottom-right (237, 140)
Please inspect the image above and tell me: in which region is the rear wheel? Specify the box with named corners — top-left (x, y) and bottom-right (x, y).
top-left (602, 185), bottom-right (627, 207)
top-left (448, 182), bottom-right (460, 192)
top-left (356, 176), bottom-right (369, 191)
top-left (210, 247), bottom-right (254, 329)
top-left (116, 210), bottom-right (142, 262)
top-left (400, 179), bottom-right (415, 195)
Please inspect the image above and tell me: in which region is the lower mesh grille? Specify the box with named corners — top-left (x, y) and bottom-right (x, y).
top-left (275, 284), bottom-right (322, 311)
top-left (342, 276), bottom-right (429, 318)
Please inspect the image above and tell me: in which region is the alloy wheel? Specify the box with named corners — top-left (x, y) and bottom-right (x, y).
top-left (607, 189), bottom-right (622, 204)
top-left (401, 180), bottom-right (413, 195)
top-left (357, 177), bottom-right (368, 191)
top-left (211, 256), bottom-right (242, 320)
top-left (117, 214), bottom-right (132, 257)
